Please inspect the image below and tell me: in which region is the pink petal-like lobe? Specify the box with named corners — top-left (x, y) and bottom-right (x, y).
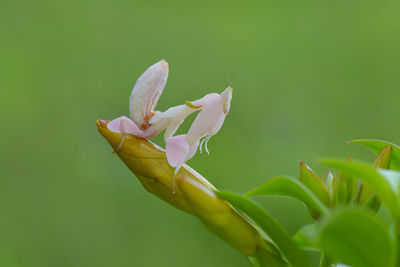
top-left (186, 96), bottom-right (225, 145)
top-left (129, 60), bottom-right (169, 130)
top-left (108, 116), bottom-right (142, 135)
top-left (220, 87), bottom-right (233, 114)
top-left (150, 104), bottom-right (197, 139)
top-left (166, 135), bottom-right (197, 168)
top-left (107, 116), bottom-right (158, 138)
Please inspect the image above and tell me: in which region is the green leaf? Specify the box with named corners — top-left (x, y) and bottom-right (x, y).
top-left (349, 139), bottom-right (400, 170)
top-left (335, 155), bottom-right (358, 204)
top-left (249, 241), bottom-right (289, 267)
top-left (320, 254), bottom-right (334, 267)
top-left (299, 161), bottom-right (332, 208)
top-left (217, 191), bottom-right (313, 267)
top-left (359, 145), bottom-right (393, 206)
top-left (246, 176), bottom-right (329, 217)
top-left (256, 246), bottom-right (289, 267)
top-left (341, 169), bottom-right (358, 203)
top-left (248, 257), bottom-right (260, 267)
top-left (332, 173), bottom-right (347, 205)
top-left (379, 169), bottom-right (400, 201)
top-left (293, 224), bottom-right (318, 251)
top-left (325, 172), bottom-right (334, 195)
top-left (317, 208), bottom-right (397, 267)
top-left (374, 145), bottom-right (393, 169)
top-left (320, 159), bottom-right (400, 219)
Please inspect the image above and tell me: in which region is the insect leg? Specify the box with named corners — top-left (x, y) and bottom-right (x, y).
top-left (113, 118), bottom-right (129, 153)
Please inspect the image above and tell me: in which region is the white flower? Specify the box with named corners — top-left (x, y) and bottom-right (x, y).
top-left (107, 60), bottom-right (233, 179)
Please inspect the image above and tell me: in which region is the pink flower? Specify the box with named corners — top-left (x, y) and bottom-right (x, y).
top-left (107, 60), bottom-right (233, 176)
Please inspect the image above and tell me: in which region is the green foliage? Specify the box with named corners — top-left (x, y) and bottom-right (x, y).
top-left (331, 172), bottom-right (347, 205)
top-left (176, 177), bottom-right (262, 256)
top-left (256, 245), bottom-right (289, 267)
top-left (359, 145), bottom-right (392, 211)
top-left (246, 176), bottom-right (329, 217)
top-left (320, 159), bottom-right (400, 220)
top-left (217, 191), bottom-right (313, 267)
top-left (293, 224), bottom-right (318, 251)
top-left (217, 139), bottom-right (400, 266)
top-left (299, 162), bottom-right (332, 211)
top-left (349, 140), bottom-right (400, 170)
top-left (317, 209), bottom-right (397, 267)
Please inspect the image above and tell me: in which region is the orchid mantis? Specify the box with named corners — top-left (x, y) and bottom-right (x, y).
top-left (107, 60), bottom-right (232, 191)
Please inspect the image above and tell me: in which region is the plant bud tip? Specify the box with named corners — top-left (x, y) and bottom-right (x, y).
top-left (97, 120), bottom-right (109, 127)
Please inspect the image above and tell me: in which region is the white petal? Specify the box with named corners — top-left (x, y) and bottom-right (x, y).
top-left (129, 60), bottom-right (169, 130)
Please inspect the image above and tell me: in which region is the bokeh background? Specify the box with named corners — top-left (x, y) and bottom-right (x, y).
top-left (1, 0), bottom-right (400, 266)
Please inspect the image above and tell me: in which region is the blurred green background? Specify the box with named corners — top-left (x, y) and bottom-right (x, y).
top-left (1, 0), bottom-right (400, 266)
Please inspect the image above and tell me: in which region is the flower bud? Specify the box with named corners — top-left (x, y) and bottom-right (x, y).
top-left (177, 177), bottom-right (262, 256)
top-left (97, 119), bottom-right (268, 258)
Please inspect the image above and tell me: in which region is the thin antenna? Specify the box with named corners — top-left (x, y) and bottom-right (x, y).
top-left (225, 72), bottom-right (234, 89)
